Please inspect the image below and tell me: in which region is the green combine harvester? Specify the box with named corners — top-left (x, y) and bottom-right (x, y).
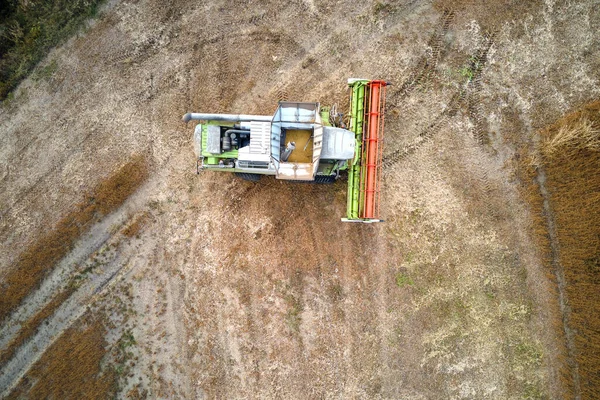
top-left (183, 79), bottom-right (388, 223)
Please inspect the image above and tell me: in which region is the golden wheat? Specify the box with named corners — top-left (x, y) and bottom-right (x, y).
top-left (6, 313), bottom-right (116, 399)
top-left (542, 116), bottom-right (600, 159)
top-left (538, 100), bottom-right (600, 399)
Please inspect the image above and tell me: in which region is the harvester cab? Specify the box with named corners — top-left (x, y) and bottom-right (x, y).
top-left (183, 79), bottom-right (388, 223)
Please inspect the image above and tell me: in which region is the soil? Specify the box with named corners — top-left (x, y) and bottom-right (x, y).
top-left (1, 0), bottom-right (599, 398)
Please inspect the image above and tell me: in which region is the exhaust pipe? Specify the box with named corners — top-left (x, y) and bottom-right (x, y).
top-left (183, 113), bottom-right (272, 123)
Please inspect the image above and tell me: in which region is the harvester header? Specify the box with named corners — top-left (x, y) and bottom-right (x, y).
top-left (183, 79), bottom-right (388, 223)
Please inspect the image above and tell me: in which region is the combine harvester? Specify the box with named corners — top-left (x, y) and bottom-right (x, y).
top-left (183, 79), bottom-right (388, 223)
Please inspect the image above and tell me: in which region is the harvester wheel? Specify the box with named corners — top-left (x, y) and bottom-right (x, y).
top-left (235, 173), bottom-right (262, 182)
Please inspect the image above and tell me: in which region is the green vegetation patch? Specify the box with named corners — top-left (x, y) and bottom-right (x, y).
top-left (395, 271), bottom-right (413, 287)
top-left (0, 0), bottom-right (105, 100)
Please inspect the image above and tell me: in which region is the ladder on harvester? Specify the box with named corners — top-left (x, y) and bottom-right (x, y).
top-left (342, 79), bottom-right (388, 223)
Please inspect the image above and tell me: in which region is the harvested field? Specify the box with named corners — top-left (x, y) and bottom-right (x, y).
top-left (0, 0), bottom-right (599, 399)
top-left (0, 155), bottom-right (148, 322)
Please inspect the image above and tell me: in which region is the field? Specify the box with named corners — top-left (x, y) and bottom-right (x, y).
top-left (0, 0), bottom-right (599, 398)
top-left (537, 102), bottom-right (600, 397)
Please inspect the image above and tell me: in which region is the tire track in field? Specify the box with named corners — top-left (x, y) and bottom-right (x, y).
top-left (224, 176), bottom-right (277, 216)
top-left (394, 9), bottom-right (455, 100)
top-left (0, 211), bottom-right (147, 398)
top-left (465, 32), bottom-right (496, 147)
top-left (302, 184), bottom-right (327, 274)
top-left (0, 170), bottom-right (155, 397)
top-left (383, 31), bottom-right (496, 168)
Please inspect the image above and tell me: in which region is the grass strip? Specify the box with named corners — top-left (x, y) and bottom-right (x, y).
top-left (0, 0), bottom-right (105, 101)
